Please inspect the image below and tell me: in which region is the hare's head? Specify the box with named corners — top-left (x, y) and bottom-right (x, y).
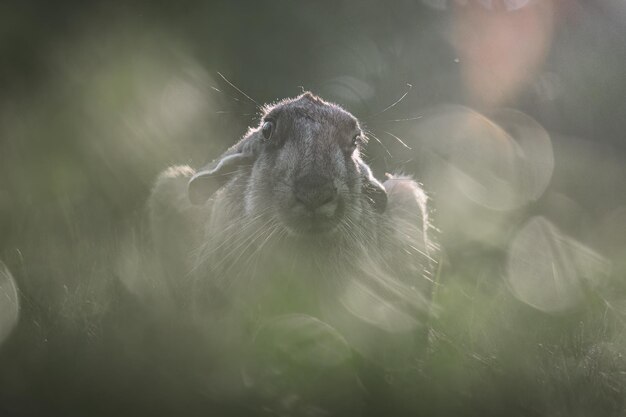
top-left (188, 93), bottom-right (387, 236)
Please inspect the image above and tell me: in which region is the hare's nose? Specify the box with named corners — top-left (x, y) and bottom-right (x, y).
top-left (294, 174), bottom-right (338, 212)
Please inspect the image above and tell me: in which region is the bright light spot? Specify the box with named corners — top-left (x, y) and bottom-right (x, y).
top-left (0, 262), bottom-right (19, 347)
top-left (490, 108), bottom-right (554, 202)
top-left (416, 106), bottom-right (553, 211)
top-left (341, 279), bottom-right (420, 333)
top-left (506, 216), bottom-right (612, 312)
top-left (452, 0), bottom-right (554, 106)
top-left (447, 114), bottom-right (524, 210)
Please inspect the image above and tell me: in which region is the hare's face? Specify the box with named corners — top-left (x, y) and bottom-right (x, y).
top-left (188, 93), bottom-right (387, 237)
top-left (246, 95), bottom-right (368, 235)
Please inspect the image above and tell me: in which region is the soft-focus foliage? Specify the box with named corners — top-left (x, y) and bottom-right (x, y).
top-left (1, 1), bottom-right (625, 416)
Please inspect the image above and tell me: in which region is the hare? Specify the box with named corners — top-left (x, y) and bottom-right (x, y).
top-left (148, 92), bottom-right (438, 413)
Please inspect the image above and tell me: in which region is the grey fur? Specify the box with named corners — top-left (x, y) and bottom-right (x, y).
top-left (148, 93), bottom-right (438, 389)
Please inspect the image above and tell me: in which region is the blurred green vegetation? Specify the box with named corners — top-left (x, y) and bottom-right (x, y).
top-left (0, 1), bottom-right (625, 416)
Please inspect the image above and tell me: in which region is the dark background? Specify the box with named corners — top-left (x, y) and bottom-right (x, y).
top-left (0, 1), bottom-right (625, 416)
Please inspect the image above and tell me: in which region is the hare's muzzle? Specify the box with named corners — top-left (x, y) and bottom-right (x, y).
top-left (287, 174), bottom-right (342, 234)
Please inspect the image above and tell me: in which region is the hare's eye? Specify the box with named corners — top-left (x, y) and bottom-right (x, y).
top-left (349, 133), bottom-right (363, 151)
top-left (262, 120), bottom-right (275, 141)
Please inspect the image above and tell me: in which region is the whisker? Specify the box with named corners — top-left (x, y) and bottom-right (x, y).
top-left (235, 220), bottom-right (281, 285)
top-left (383, 131), bottom-right (412, 150)
top-left (363, 83), bottom-right (413, 120)
top-left (217, 72), bottom-right (260, 107)
top-left (217, 217), bottom-right (275, 263)
top-left (218, 217), bottom-right (278, 273)
top-left (190, 208), bottom-right (275, 277)
top-left (364, 130), bottom-right (392, 157)
top-left (240, 220), bottom-right (281, 272)
top-left (374, 116), bottom-right (423, 123)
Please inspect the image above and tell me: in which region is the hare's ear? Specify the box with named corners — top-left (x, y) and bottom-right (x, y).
top-left (188, 134), bottom-right (259, 205)
top-left (358, 160), bottom-right (388, 214)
